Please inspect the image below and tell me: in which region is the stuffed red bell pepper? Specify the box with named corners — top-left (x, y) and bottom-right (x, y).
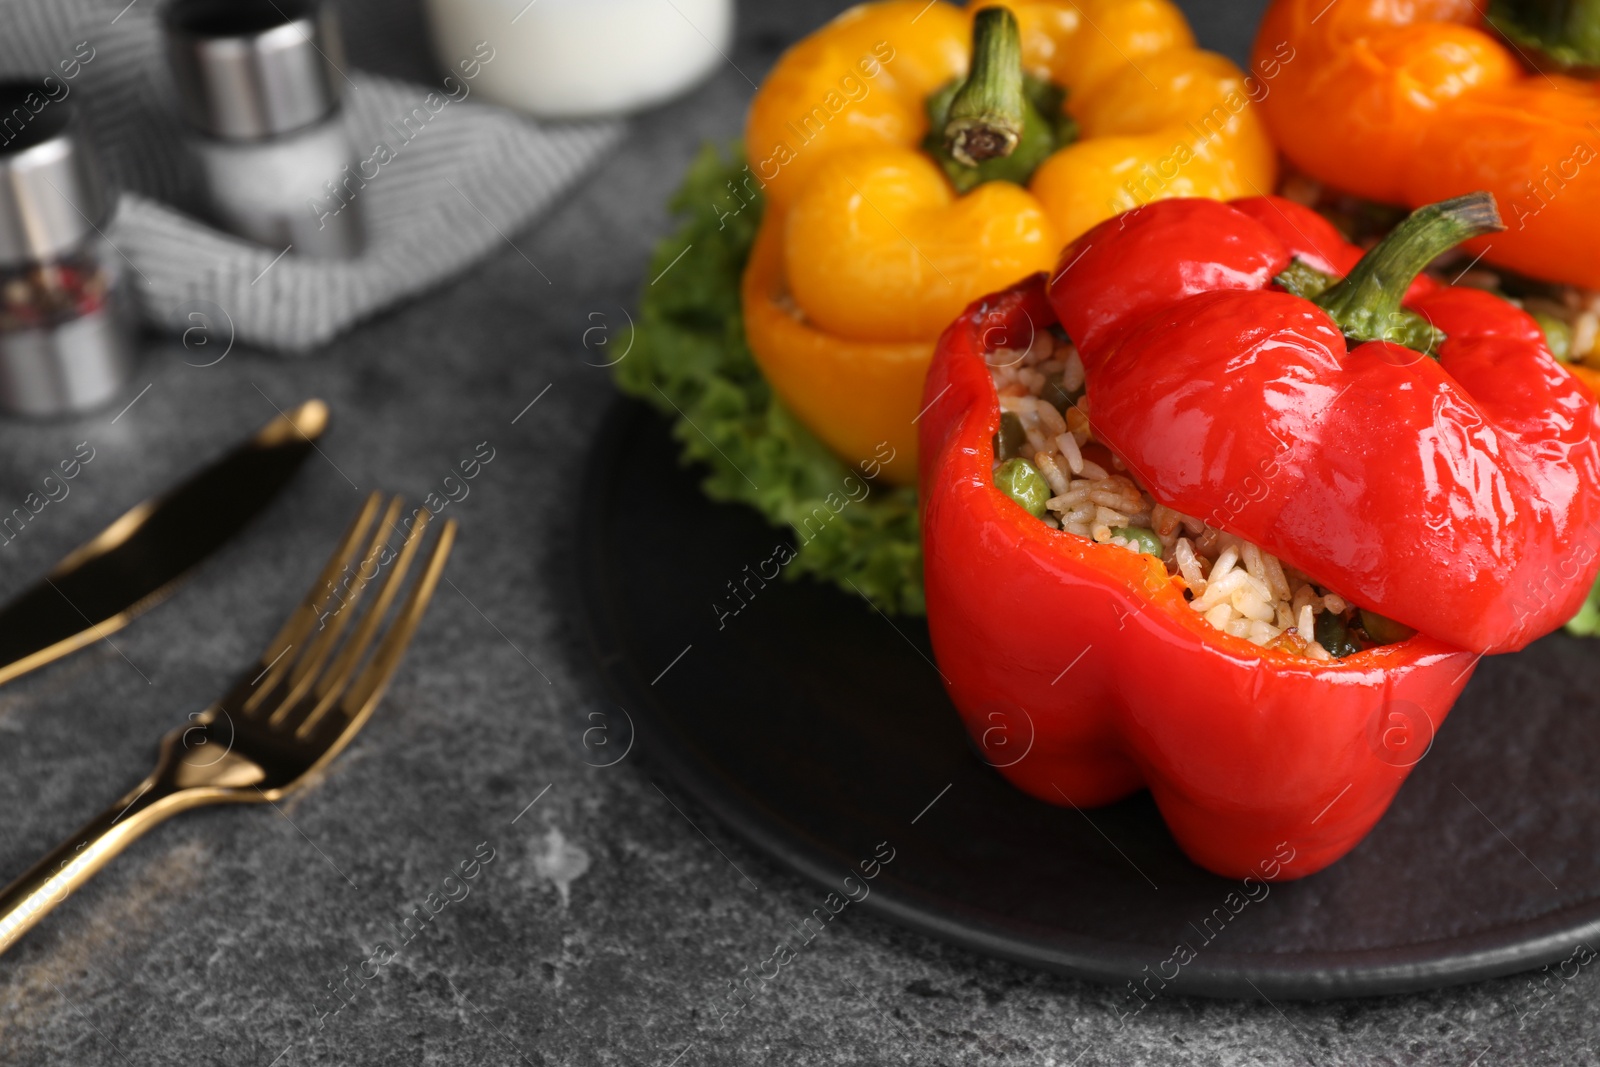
top-left (918, 193), bottom-right (1600, 878)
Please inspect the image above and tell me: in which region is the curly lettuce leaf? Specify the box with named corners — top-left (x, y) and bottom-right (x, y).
top-left (614, 144), bottom-right (924, 615)
top-left (1566, 574), bottom-right (1600, 637)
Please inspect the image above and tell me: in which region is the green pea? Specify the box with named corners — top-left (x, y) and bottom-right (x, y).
top-left (1111, 527), bottom-right (1163, 557)
top-left (1314, 611), bottom-right (1363, 659)
top-left (995, 458), bottom-right (1050, 518)
top-left (1532, 311), bottom-right (1573, 362)
top-left (1359, 608), bottom-right (1417, 645)
top-left (994, 411), bottom-right (1026, 461)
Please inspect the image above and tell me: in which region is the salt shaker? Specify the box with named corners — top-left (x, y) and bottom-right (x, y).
top-left (162, 0), bottom-right (364, 258)
top-left (0, 83), bottom-right (137, 417)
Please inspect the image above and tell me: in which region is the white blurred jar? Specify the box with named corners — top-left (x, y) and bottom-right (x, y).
top-left (422, 0), bottom-right (734, 118)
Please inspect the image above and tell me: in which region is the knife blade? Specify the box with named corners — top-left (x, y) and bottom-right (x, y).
top-left (0, 398), bottom-right (329, 687)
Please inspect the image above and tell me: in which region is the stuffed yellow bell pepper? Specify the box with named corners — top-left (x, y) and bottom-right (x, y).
top-left (741, 0), bottom-right (1278, 484)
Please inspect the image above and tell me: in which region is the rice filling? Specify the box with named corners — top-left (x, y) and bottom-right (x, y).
top-left (988, 329), bottom-right (1391, 660)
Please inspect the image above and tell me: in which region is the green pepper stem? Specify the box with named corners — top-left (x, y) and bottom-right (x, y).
top-left (1489, 0), bottom-right (1600, 71)
top-left (944, 7), bottom-right (1026, 166)
top-left (1313, 192), bottom-right (1504, 353)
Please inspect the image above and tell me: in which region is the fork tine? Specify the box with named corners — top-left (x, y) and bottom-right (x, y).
top-left (261, 495), bottom-right (402, 724)
top-left (291, 507), bottom-right (432, 738)
top-left (220, 492), bottom-right (382, 716)
top-left (335, 515), bottom-right (456, 731)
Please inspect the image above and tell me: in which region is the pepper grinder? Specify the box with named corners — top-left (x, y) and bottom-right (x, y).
top-left (162, 0), bottom-right (364, 258)
top-left (0, 83), bottom-right (137, 417)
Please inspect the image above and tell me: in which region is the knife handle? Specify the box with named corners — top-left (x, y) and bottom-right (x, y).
top-left (0, 777), bottom-right (210, 957)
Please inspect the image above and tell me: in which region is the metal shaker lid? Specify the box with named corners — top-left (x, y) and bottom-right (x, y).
top-left (0, 84), bottom-right (105, 269)
top-left (162, 0), bottom-right (346, 141)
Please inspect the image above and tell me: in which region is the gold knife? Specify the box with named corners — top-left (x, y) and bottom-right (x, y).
top-left (0, 399), bottom-right (328, 687)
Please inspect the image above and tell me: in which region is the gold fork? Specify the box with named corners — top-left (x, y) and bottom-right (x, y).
top-left (0, 492), bottom-right (455, 958)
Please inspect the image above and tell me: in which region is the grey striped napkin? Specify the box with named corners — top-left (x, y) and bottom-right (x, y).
top-left (1, 0), bottom-right (622, 352)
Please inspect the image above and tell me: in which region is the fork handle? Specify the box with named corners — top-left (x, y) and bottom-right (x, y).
top-left (0, 777), bottom-right (207, 957)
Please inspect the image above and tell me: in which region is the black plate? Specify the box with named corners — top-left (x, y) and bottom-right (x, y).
top-left (579, 400), bottom-right (1600, 1000)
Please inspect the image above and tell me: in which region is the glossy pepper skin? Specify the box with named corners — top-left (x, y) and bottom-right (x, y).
top-left (1251, 0), bottom-right (1600, 291)
top-left (1048, 195), bottom-right (1600, 654)
top-left (919, 275), bottom-right (1480, 879)
top-left (742, 0), bottom-right (1277, 485)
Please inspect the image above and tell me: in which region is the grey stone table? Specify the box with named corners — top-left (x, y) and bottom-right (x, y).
top-left (0, 1), bottom-right (1595, 1064)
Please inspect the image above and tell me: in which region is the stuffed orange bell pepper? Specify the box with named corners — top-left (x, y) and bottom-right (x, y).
top-left (742, 0), bottom-right (1277, 485)
top-left (1252, 0), bottom-right (1600, 294)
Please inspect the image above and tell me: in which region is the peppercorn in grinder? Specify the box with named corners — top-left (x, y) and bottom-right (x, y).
top-left (0, 84), bottom-right (138, 417)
